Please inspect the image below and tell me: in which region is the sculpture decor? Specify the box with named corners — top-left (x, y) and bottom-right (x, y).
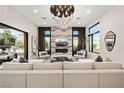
top-left (95, 55), bottom-right (103, 62)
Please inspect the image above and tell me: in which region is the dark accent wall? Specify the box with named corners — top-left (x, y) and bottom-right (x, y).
top-left (78, 27), bottom-right (86, 50)
top-left (38, 27), bottom-right (45, 51)
top-left (38, 27), bottom-right (51, 54)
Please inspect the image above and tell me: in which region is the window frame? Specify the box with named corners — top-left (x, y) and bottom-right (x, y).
top-left (72, 30), bottom-right (79, 51)
top-left (44, 30), bottom-right (51, 51)
top-left (88, 22), bottom-right (100, 54)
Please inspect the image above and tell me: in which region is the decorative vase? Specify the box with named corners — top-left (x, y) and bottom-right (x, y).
top-left (95, 55), bottom-right (103, 62)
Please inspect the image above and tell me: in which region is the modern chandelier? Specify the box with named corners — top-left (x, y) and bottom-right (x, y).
top-left (50, 5), bottom-right (74, 18)
top-left (50, 5), bottom-right (75, 31)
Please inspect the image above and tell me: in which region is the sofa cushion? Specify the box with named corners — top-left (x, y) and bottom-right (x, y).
top-left (2, 62), bottom-right (33, 70)
top-left (33, 63), bottom-right (62, 70)
top-left (94, 62), bottom-right (123, 69)
top-left (27, 70), bottom-right (63, 88)
top-left (28, 59), bottom-right (45, 63)
top-left (78, 59), bottom-right (95, 62)
top-left (63, 62), bottom-right (93, 70)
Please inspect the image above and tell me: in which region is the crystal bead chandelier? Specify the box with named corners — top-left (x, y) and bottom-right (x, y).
top-left (50, 5), bottom-right (75, 31)
top-left (50, 5), bottom-right (74, 18)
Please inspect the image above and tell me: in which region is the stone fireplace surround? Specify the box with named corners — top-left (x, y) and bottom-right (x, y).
top-left (51, 26), bottom-right (72, 55)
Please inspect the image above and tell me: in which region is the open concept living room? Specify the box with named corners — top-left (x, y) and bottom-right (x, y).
top-left (1, 1), bottom-right (124, 88)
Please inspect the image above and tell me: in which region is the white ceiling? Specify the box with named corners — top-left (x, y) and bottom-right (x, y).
top-left (12, 5), bottom-right (112, 27)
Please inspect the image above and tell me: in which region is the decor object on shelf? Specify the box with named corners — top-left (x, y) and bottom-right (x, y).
top-left (95, 55), bottom-right (103, 62)
top-left (104, 31), bottom-right (116, 52)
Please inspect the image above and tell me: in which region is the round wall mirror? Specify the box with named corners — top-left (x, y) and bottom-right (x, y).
top-left (104, 31), bottom-right (116, 52)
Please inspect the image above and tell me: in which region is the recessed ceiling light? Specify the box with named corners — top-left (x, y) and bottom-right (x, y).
top-left (33, 9), bottom-right (38, 13)
top-left (43, 22), bottom-right (46, 24)
top-left (86, 10), bottom-right (91, 14)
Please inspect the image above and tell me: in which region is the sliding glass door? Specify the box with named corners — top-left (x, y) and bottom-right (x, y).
top-left (0, 23), bottom-right (28, 61)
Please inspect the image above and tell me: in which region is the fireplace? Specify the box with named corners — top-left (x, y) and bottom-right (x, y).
top-left (55, 36), bottom-right (68, 53)
top-left (51, 26), bottom-right (72, 55)
top-left (56, 49), bottom-right (68, 53)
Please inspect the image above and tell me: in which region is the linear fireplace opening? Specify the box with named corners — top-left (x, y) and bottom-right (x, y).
top-left (56, 49), bottom-right (68, 53)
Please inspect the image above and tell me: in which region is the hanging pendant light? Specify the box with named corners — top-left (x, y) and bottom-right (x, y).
top-left (50, 5), bottom-right (74, 18)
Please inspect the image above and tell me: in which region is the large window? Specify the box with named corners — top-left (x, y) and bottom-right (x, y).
top-left (0, 23), bottom-right (28, 60)
top-left (89, 22), bottom-right (100, 53)
top-left (72, 30), bottom-right (79, 51)
top-left (44, 30), bottom-right (51, 51)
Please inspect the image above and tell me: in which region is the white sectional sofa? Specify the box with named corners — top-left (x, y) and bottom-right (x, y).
top-left (0, 62), bottom-right (124, 88)
top-left (27, 63), bottom-right (63, 88)
top-left (64, 70), bottom-right (99, 88)
top-left (0, 70), bottom-right (28, 88)
top-left (63, 62), bottom-right (124, 88)
top-left (27, 70), bottom-right (63, 88)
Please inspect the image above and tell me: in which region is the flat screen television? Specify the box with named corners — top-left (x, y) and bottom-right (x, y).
top-left (55, 36), bottom-right (68, 46)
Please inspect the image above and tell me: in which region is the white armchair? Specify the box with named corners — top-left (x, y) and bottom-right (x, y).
top-left (74, 49), bottom-right (87, 59)
top-left (39, 51), bottom-right (50, 60)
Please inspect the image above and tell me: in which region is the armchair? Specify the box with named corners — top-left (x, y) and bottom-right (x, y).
top-left (39, 51), bottom-right (50, 60)
top-left (74, 49), bottom-right (87, 59)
